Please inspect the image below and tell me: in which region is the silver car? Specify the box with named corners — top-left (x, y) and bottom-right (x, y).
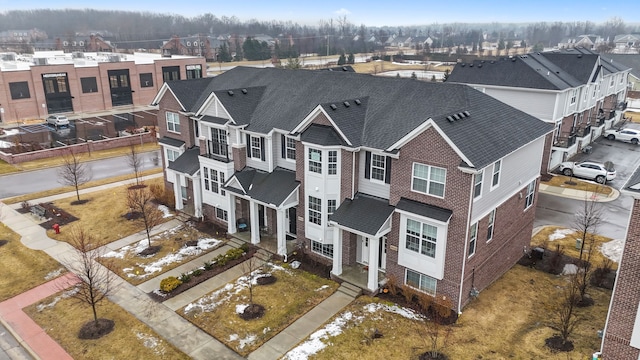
top-left (46, 115), bottom-right (70, 127)
top-left (604, 128), bottom-right (640, 144)
top-left (558, 161), bottom-right (616, 184)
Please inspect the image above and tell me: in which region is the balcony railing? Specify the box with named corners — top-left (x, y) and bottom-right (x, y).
top-left (553, 134), bottom-right (577, 148)
top-left (574, 124), bottom-right (591, 138)
top-left (204, 140), bottom-right (231, 162)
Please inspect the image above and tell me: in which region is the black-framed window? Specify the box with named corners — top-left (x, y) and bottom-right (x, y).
top-left (162, 66), bottom-right (180, 82)
top-left (9, 82), bottom-right (30, 99)
top-left (186, 64), bottom-right (202, 79)
top-left (80, 77), bottom-right (98, 93)
top-left (139, 73), bottom-right (154, 88)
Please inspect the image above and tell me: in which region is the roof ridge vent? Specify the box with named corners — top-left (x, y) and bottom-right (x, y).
top-left (447, 115), bottom-right (455, 122)
top-left (330, 104), bottom-right (337, 110)
top-left (453, 114), bottom-right (461, 120)
top-left (354, 99), bottom-right (361, 105)
top-left (228, 90), bottom-right (234, 96)
top-left (343, 101), bottom-right (350, 107)
top-left (463, 110), bottom-right (470, 117)
top-left (241, 88), bottom-right (248, 94)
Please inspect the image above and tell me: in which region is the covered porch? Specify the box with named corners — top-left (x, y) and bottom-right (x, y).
top-left (329, 193), bottom-right (395, 293)
top-left (225, 167), bottom-right (299, 257)
top-left (167, 147), bottom-right (203, 218)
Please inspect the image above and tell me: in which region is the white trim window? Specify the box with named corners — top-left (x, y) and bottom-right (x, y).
top-left (203, 167), bottom-right (225, 195)
top-left (309, 148), bottom-right (322, 174)
top-left (468, 222), bottom-right (478, 257)
top-left (250, 136), bottom-right (262, 159)
top-left (216, 207), bottom-right (228, 222)
top-left (327, 199), bottom-right (336, 222)
top-left (491, 160), bottom-right (501, 188)
top-left (286, 137), bottom-right (296, 160)
top-left (406, 218), bottom-right (437, 258)
top-left (473, 170), bottom-right (483, 199)
top-left (487, 209), bottom-right (496, 242)
top-left (524, 180), bottom-right (536, 209)
top-left (405, 269), bottom-right (436, 296)
top-left (210, 128), bottom-right (228, 157)
top-left (311, 241), bottom-right (333, 258)
top-left (328, 150), bottom-right (338, 175)
top-left (166, 112), bottom-right (181, 133)
top-left (371, 154), bottom-right (386, 181)
top-left (570, 89), bottom-right (577, 104)
top-left (412, 163), bottom-right (446, 198)
top-left (308, 196), bottom-right (322, 225)
top-left (166, 148), bottom-right (179, 162)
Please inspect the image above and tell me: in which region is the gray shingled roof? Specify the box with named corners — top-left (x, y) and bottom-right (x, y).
top-left (166, 66), bottom-right (552, 169)
top-left (329, 193), bottom-right (395, 236)
top-left (158, 136), bottom-right (185, 148)
top-left (227, 167), bottom-right (299, 206)
top-left (167, 147), bottom-right (200, 175)
top-left (164, 78), bottom-right (212, 111)
top-left (623, 165), bottom-right (640, 195)
top-left (601, 54), bottom-right (638, 79)
top-left (200, 115), bottom-right (228, 125)
top-left (395, 197), bottom-right (452, 222)
top-left (317, 97), bottom-right (368, 147)
top-left (300, 124), bottom-right (347, 146)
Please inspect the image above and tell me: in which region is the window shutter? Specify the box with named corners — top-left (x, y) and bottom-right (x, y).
top-left (364, 151), bottom-right (371, 179)
top-left (245, 134), bottom-right (251, 158)
top-left (385, 156), bottom-right (392, 184)
top-left (281, 134), bottom-right (286, 158)
top-left (260, 137), bottom-right (265, 161)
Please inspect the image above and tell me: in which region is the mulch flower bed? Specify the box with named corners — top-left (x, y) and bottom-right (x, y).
top-left (376, 290), bottom-right (458, 325)
top-left (22, 202), bottom-right (80, 229)
top-left (148, 245), bottom-right (257, 302)
top-left (286, 251), bottom-right (332, 279)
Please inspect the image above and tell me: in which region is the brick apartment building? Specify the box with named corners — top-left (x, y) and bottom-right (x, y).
top-left (152, 67), bottom-right (552, 312)
top-left (601, 166), bottom-right (640, 359)
top-left (0, 51), bottom-right (206, 123)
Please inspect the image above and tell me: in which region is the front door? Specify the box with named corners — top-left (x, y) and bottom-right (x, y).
top-left (288, 207), bottom-right (297, 234)
top-left (356, 236), bottom-right (369, 265)
top-left (379, 236), bottom-right (387, 271)
top-left (107, 69), bottom-right (133, 106)
top-left (42, 73), bottom-right (73, 114)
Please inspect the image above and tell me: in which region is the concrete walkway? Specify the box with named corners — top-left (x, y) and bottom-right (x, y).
top-left (539, 182), bottom-right (619, 202)
top-left (0, 180), bottom-right (360, 359)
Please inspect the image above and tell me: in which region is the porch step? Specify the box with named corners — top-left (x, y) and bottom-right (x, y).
top-left (175, 211), bottom-right (192, 223)
top-left (337, 281), bottom-right (362, 298)
top-left (254, 248), bottom-right (272, 262)
top-left (227, 237), bottom-right (245, 248)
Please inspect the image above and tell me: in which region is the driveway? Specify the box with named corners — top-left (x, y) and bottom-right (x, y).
top-left (535, 123), bottom-right (640, 240)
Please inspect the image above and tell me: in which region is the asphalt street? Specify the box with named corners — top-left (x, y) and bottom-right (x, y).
top-left (0, 151), bottom-right (161, 199)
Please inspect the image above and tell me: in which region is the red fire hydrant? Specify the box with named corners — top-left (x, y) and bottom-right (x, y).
top-left (52, 223), bottom-right (60, 234)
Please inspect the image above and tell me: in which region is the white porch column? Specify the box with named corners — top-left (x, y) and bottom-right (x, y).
top-left (367, 236), bottom-right (380, 292)
top-left (228, 195), bottom-right (237, 234)
top-left (331, 228), bottom-right (343, 276)
top-left (173, 174), bottom-right (183, 211)
top-left (192, 174), bottom-right (203, 218)
top-left (249, 200), bottom-right (260, 244)
top-left (276, 208), bottom-right (287, 256)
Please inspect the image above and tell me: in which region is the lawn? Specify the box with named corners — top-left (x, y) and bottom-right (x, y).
top-left (287, 265), bottom-right (611, 360)
top-left (24, 289), bottom-right (190, 360)
top-left (542, 174), bottom-right (613, 196)
top-left (179, 262), bottom-right (339, 356)
top-left (45, 177), bottom-right (172, 246)
top-left (100, 224), bottom-right (226, 285)
top-left (0, 222), bottom-right (65, 302)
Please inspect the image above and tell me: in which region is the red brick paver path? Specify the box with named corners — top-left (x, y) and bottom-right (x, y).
top-left (0, 273), bottom-right (80, 360)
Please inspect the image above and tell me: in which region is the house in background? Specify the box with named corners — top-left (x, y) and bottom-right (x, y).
top-left (151, 67), bottom-right (552, 313)
top-left (161, 35), bottom-right (223, 62)
top-left (613, 34), bottom-right (640, 54)
top-left (600, 165), bottom-right (640, 359)
top-left (558, 35), bottom-right (606, 50)
top-left (447, 47), bottom-right (631, 172)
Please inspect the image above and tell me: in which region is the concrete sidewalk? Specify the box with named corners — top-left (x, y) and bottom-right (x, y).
top-left (539, 182), bottom-right (619, 202)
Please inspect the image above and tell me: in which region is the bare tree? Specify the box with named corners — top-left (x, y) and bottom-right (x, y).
top-left (126, 187), bottom-right (163, 247)
top-left (126, 141), bottom-right (143, 186)
top-left (62, 227), bottom-right (116, 338)
top-left (546, 274), bottom-right (580, 351)
top-left (573, 194), bottom-right (603, 304)
top-left (413, 291), bottom-right (454, 359)
top-left (239, 255), bottom-right (265, 320)
top-left (58, 150), bottom-right (92, 202)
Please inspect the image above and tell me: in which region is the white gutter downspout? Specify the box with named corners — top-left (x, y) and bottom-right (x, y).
top-left (457, 172), bottom-right (476, 314)
top-left (351, 151), bottom-right (356, 199)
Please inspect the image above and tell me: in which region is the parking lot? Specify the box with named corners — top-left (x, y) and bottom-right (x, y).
top-left (0, 109), bottom-right (157, 151)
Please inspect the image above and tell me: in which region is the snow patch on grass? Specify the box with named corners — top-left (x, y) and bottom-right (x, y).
top-left (228, 333), bottom-right (257, 349)
top-left (44, 267), bottom-right (65, 280)
top-left (600, 238), bottom-right (623, 263)
top-left (548, 228), bottom-right (574, 241)
top-left (36, 287), bottom-right (79, 312)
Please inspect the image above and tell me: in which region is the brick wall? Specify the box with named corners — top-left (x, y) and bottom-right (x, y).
top-left (541, 132), bottom-right (553, 174)
top-left (157, 94), bottom-right (196, 148)
top-left (340, 149), bottom-right (357, 202)
top-left (0, 132), bottom-right (155, 164)
top-left (232, 147), bottom-right (246, 172)
top-left (602, 198), bottom-right (640, 359)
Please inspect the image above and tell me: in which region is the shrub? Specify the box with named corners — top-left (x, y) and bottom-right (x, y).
top-left (203, 261), bottom-right (214, 270)
top-left (401, 284), bottom-right (417, 303)
top-left (385, 275), bottom-right (400, 296)
top-left (240, 243), bottom-right (250, 252)
top-left (178, 273), bottom-right (191, 283)
top-left (21, 200), bottom-right (31, 210)
top-left (192, 268), bottom-right (203, 277)
top-left (226, 248), bottom-right (245, 260)
top-left (160, 276), bottom-right (182, 293)
top-left (149, 183), bottom-right (176, 209)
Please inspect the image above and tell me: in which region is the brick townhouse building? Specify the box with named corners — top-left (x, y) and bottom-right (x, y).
top-left (152, 67), bottom-right (552, 312)
top-left (601, 165), bottom-right (640, 359)
top-left (0, 51), bottom-right (206, 123)
top-left (447, 47), bottom-right (631, 172)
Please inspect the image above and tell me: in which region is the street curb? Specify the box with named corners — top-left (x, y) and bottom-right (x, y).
top-left (0, 314), bottom-right (41, 360)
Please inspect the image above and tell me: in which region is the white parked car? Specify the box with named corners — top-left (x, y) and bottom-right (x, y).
top-left (604, 128), bottom-right (640, 144)
top-left (558, 161), bottom-right (616, 184)
top-left (46, 115), bottom-right (69, 127)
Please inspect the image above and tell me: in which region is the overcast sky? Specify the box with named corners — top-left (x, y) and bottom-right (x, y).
top-left (2, 0), bottom-right (638, 27)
